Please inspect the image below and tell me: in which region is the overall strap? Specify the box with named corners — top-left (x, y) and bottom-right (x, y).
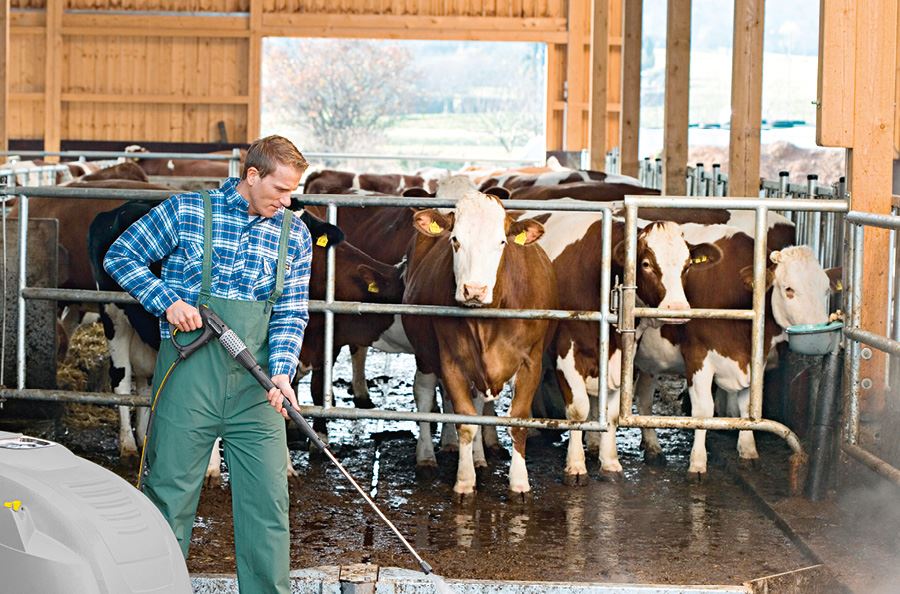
top-left (199, 190), bottom-right (214, 300)
top-left (267, 209), bottom-right (293, 305)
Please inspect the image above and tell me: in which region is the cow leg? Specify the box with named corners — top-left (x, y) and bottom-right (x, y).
top-left (482, 399), bottom-right (506, 459)
top-left (206, 437), bottom-right (222, 487)
top-left (118, 406), bottom-right (138, 459)
top-left (440, 363), bottom-right (479, 499)
top-left (471, 394), bottom-right (487, 470)
top-left (439, 382), bottom-right (459, 453)
top-left (60, 304), bottom-right (83, 341)
top-left (349, 346), bottom-right (374, 409)
top-left (687, 359), bottom-right (716, 480)
top-left (601, 389), bottom-right (624, 474)
top-left (734, 388), bottom-right (759, 463)
top-left (308, 368), bottom-right (329, 448)
top-left (636, 372), bottom-right (665, 465)
top-left (286, 445), bottom-right (299, 479)
top-left (507, 344), bottom-right (544, 501)
top-left (103, 305), bottom-right (138, 458)
top-left (413, 370), bottom-right (439, 474)
top-left (556, 349), bottom-right (589, 486)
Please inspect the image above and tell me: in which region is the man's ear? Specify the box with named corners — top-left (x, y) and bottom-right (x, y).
top-left (413, 209), bottom-right (453, 236)
top-left (739, 265), bottom-right (775, 291)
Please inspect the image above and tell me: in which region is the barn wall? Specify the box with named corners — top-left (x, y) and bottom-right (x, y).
top-left (9, 0), bottom-right (622, 155)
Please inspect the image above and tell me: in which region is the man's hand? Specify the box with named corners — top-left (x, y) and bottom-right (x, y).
top-left (267, 374), bottom-right (299, 420)
top-left (166, 299), bottom-right (202, 332)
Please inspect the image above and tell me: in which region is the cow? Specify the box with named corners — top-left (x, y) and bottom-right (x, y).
top-left (124, 145), bottom-right (245, 178)
top-left (510, 181), bottom-right (660, 202)
top-left (633, 224), bottom-right (836, 479)
top-left (70, 161), bottom-right (149, 183)
top-left (477, 169), bottom-right (643, 192)
top-left (303, 169), bottom-right (435, 195)
top-left (401, 176), bottom-right (558, 500)
top-left (512, 203), bottom-right (723, 483)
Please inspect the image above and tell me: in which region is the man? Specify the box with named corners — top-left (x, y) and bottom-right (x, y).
top-left (104, 135), bottom-right (311, 593)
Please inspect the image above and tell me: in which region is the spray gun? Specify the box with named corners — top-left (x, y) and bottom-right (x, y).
top-left (170, 304), bottom-right (435, 576)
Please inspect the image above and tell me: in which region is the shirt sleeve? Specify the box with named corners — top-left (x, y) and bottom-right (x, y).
top-left (268, 217), bottom-right (312, 380)
top-left (103, 195), bottom-right (183, 317)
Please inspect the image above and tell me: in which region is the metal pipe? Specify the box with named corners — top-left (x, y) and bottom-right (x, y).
top-left (779, 171), bottom-right (792, 223)
top-left (893, 211), bottom-right (900, 388)
top-left (805, 348), bottom-right (843, 500)
top-left (808, 175), bottom-right (821, 257)
top-left (323, 203), bottom-right (337, 409)
top-left (846, 211), bottom-right (900, 231)
top-left (633, 306), bottom-right (754, 320)
top-left (712, 164), bottom-right (722, 197)
top-left (842, 443), bottom-right (900, 488)
top-left (16, 194), bottom-right (27, 390)
top-left (228, 148), bottom-right (241, 178)
top-left (694, 163), bottom-right (704, 197)
top-left (624, 195), bottom-right (848, 213)
top-left (750, 206), bottom-right (768, 420)
top-left (1, 171), bottom-right (12, 388)
top-left (845, 224), bottom-right (865, 444)
top-left (618, 414), bottom-right (803, 454)
top-left (618, 203), bottom-right (638, 423)
top-left (844, 327), bottom-right (900, 356)
top-left (1, 149), bottom-right (233, 161)
top-left (597, 209), bottom-right (613, 427)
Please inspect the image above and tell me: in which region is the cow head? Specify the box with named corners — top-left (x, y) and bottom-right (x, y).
top-left (413, 176), bottom-right (544, 307)
top-left (615, 221), bottom-right (722, 324)
top-left (740, 245), bottom-right (831, 328)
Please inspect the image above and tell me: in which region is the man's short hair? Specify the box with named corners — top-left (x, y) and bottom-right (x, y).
top-left (241, 135), bottom-right (308, 180)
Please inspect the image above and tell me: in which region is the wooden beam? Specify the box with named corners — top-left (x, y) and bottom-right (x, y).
top-left (848, 0), bottom-right (898, 414)
top-left (619, 0), bottom-right (642, 177)
top-left (247, 0), bottom-right (262, 142)
top-left (589, 0), bottom-right (609, 169)
top-left (663, 0), bottom-right (690, 195)
top-left (1, 0), bottom-right (8, 153)
top-left (728, 0), bottom-right (764, 197)
top-left (62, 14), bottom-right (250, 37)
top-left (59, 93), bottom-right (250, 105)
top-left (565, 0), bottom-right (588, 150)
top-left (816, 0), bottom-right (855, 148)
top-left (43, 0), bottom-right (62, 159)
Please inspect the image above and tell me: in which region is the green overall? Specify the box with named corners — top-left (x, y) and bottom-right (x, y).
top-left (143, 190), bottom-right (293, 594)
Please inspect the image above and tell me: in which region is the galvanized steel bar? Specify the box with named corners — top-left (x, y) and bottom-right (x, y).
top-left (846, 210), bottom-right (900, 231)
top-left (1, 149), bottom-right (233, 161)
top-left (16, 194), bottom-right (27, 390)
top-left (750, 206), bottom-right (768, 419)
top-left (633, 307), bottom-right (754, 320)
top-left (323, 203), bottom-right (338, 409)
top-left (842, 443), bottom-right (900, 488)
top-left (625, 195), bottom-right (848, 213)
top-left (807, 175), bottom-right (821, 258)
top-left (597, 209), bottom-right (613, 427)
top-left (845, 223), bottom-right (865, 444)
top-left (228, 148), bottom-right (241, 178)
top-left (844, 327), bottom-right (900, 356)
top-left (618, 202), bottom-right (638, 423)
top-left (1, 172), bottom-right (11, 388)
top-left (893, 210), bottom-right (900, 387)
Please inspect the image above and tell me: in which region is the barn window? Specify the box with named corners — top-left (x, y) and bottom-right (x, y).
top-left (261, 38), bottom-right (548, 171)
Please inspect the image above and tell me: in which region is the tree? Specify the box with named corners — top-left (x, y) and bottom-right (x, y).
top-left (263, 39), bottom-right (418, 154)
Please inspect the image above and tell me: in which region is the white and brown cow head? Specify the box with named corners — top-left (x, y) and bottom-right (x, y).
top-left (616, 221), bottom-right (722, 323)
top-left (740, 245), bottom-right (832, 328)
top-left (413, 175), bottom-right (544, 307)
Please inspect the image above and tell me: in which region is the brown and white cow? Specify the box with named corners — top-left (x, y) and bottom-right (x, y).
top-left (304, 169), bottom-right (435, 195)
top-left (515, 204), bottom-right (723, 483)
top-left (634, 222), bottom-right (835, 479)
top-left (478, 169), bottom-right (643, 192)
top-left (402, 176), bottom-right (558, 500)
top-left (124, 145), bottom-right (245, 178)
top-left (510, 181), bottom-right (660, 202)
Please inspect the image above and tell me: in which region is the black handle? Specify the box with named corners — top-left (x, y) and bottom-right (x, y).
top-left (170, 324), bottom-right (216, 360)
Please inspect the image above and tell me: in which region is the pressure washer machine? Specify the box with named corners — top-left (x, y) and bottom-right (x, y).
top-left (0, 430), bottom-right (191, 593)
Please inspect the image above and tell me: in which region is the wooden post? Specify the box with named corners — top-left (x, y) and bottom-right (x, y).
top-left (43, 0), bottom-right (63, 159)
top-left (619, 0), bottom-right (642, 178)
top-left (728, 0), bottom-right (764, 197)
top-left (663, 0), bottom-right (690, 195)
top-left (247, 0), bottom-right (262, 142)
top-left (816, 0), bottom-right (855, 148)
top-left (589, 0), bottom-right (609, 169)
top-left (566, 0), bottom-right (588, 150)
top-left (848, 0), bottom-right (898, 413)
top-left (0, 0), bottom-right (8, 152)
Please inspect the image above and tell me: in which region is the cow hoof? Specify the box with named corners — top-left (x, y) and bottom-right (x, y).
top-left (438, 444), bottom-right (459, 456)
top-left (738, 457), bottom-right (760, 470)
top-left (563, 472), bottom-right (589, 487)
top-left (287, 466), bottom-right (300, 481)
top-left (486, 444), bottom-right (510, 460)
top-left (688, 470), bottom-right (707, 483)
top-left (475, 465), bottom-right (491, 485)
top-left (415, 462), bottom-right (438, 480)
top-left (204, 474), bottom-right (222, 488)
top-left (643, 450), bottom-right (668, 467)
top-left (507, 489), bottom-right (533, 504)
top-left (353, 396), bottom-right (375, 409)
top-left (453, 489), bottom-right (476, 504)
top-left (599, 469), bottom-right (624, 483)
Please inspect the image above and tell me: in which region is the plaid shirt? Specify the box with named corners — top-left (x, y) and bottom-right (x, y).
top-left (104, 177), bottom-right (312, 380)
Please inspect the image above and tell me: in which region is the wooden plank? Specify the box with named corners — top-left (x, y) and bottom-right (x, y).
top-left (62, 14), bottom-right (250, 34)
top-left (663, 0), bottom-right (690, 195)
top-left (816, 0), bottom-right (855, 147)
top-left (565, 0), bottom-right (587, 149)
top-left (728, 0), bottom-right (764, 197)
top-left (60, 93), bottom-right (251, 104)
top-left (263, 24), bottom-right (567, 42)
top-left (588, 0), bottom-right (608, 168)
top-left (261, 12), bottom-right (567, 34)
top-left (247, 0), bottom-right (262, 141)
top-left (619, 0), bottom-right (640, 176)
top-left (1, 0), bottom-right (7, 152)
top-left (43, 0), bottom-right (61, 158)
top-left (849, 0), bottom-right (898, 414)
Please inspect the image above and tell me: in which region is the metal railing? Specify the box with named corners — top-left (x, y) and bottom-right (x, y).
top-left (0, 157), bottom-right (74, 188)
top-left (842, 208), bottom-right (900, 487)
top-left (0, 185), bottom-right (616, 434)
top-left (1, 149), bottom-right (243, 179)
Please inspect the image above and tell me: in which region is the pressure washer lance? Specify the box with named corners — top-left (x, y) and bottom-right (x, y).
top-left (182, 305), bottom-right (435, 576)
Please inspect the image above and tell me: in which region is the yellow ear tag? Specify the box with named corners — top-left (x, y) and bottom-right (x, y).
top-left (367, 282), bottom-right (379, 294)
top-left (835, 280), bottom-right (842, 291)
top-left (316, 235), bottom-right (328, 247)
top-left (514, 231), bottom-right (527, 245)
top-left (429, 221), bottom-right (443, 234)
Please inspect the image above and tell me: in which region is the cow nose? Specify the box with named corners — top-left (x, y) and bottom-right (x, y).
top-left (463, 284), bottom-right (488, 301)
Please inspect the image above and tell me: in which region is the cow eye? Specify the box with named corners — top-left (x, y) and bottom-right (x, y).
top-left (785, 287), bottom-right (795, 298)
top-left (450, 236), bottom-right (460, 250)
top-left (641, 259), bottom-right (652, 270)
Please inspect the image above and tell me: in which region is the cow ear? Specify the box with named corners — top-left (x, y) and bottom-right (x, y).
top-left (299, 211), bottom-right (345, 248)
top-left (356, 264), bottom-right (384, 295)
top-left (613, 240), bottom-right (627, 267)
top-left (687, 242), bottom-right (722, 269)
top-left (739, 265), bottom-right (775, 291)
top-left (484, 187), bottom-right (510, 201)
top-left (413, 209), bottom-right (451, 236)
top-left (770, 250), bottom-right (783, 264)
top-left (403, 187), bottom-right (433, 198)
top-left (507, 218), bottom-right (544, 245)
top-left (826, 267), bottom-right (843, 292)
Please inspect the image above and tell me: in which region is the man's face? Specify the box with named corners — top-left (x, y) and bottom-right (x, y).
top-left (246, 163), bottom-right (304, 218)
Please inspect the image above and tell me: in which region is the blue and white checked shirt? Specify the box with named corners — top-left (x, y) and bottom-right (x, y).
top-left (104, 177), bottom-right (312, 380)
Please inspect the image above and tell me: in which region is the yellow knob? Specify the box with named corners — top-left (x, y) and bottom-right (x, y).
top-left (3, 500), bottom-right (21, 511)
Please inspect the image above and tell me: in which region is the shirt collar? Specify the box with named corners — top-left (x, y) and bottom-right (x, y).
top-left (221, 177), bottom-right (249, 213)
